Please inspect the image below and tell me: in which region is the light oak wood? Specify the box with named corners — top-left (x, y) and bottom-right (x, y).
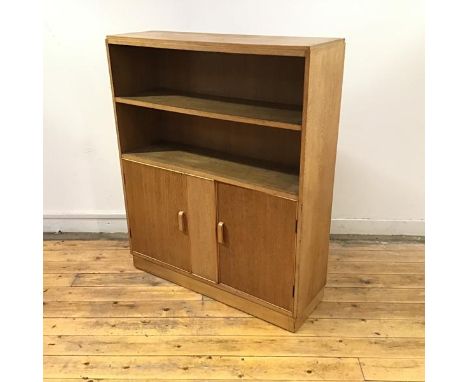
top-left (108, 44), bottom-right (305, 104)
top-left (122, 144), bottom-right (299, 200)
top-left (186, 176), bottom-right (218, 282)
top-left (217, 221), bottom-right (225, 245)
top-left (106, 32), bottom-right (345, 331)
top-left (294, 42), bottom-right (346, 322)
top-left (122, 160), bottom-right (191, 271)
top-left (107, 31), bottom-right (343, 56)
top-left (133, 254), bottom-right (295, 330)
top-left (217, 184), bottom-right (297, 311)
top-left (157, 112), bottom-right (301, 169)
top-left (116, 91), bottom-right (302, 130)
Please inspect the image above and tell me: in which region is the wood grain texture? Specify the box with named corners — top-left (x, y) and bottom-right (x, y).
top-left (133, 254), bottom-right (295, 331)
top-left (217, 184), bottom-right (297, 311)
top-left (44, 285), bottom-right (422, 305)
top-left (43, 274), bottom-right (76, 287)
top-left (44, 335), bottom-right (424, 358)
top-left (65, 271), bottom-right (424, 289)
top-left (122, 144), bottom-right (299, 200)
top-left (43, 239), bottom-right (424, 382)
top-left (43, 286), bottom-right (202, 302)
top-left (44, 355), bottom-right (363, 380)
top-left (186, 176), bottom-right (218, 282)
top-left (294, 41), bottom-right (346, 322)
top-left (322, 287), bottom-right (424, 303)
top-left (360, 358), bottom-right (425, 381)
top-left (45, 380), bottom-right (363, 382)
top-left (43, 240), bottom-right (129, 250)
top-left (107, 31), bottom-right (343, 56)
top-left (44, 301), bottom-right (424, 320)
top-left (70, 272), bottom-right (172, 287)
top-left (328, 261), bottom-right (424, 274)
top-left (43, 317), bottom-right (424, 338)
top-left (326, 273), bottom-right (424, 288)
top-left (108, 43), bottom-right (305, 104)
top-left (157, 112), bottom-right (301, 170)
top-left (43, 380), bottom-right (363, 382)
top-left (329, 249), bottom-right (425, 263)
top-left (122, 160), bottom-right (191, 271)
top-left (116, 91), bottom-right (302, 130)
top-left (43, 300), bottom-right (250, 318)
top-left (107, 33), bottom-right (345, 332)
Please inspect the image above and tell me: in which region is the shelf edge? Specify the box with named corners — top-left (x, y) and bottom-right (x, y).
top-left (121, 155), bottom-right (299, 202)
top-left (115, 96), bottom-right (302, 131)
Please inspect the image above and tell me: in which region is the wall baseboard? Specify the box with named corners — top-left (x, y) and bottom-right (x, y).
top-left (330, 218), bottom-right (424, 236)
top-left (43, 214), bottom-right (128, 234)
top-left (43, 214), bottom-right (424, 236)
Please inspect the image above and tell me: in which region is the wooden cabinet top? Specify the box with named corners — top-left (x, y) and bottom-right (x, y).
top-left (106, 31), bottom-right (344, 56)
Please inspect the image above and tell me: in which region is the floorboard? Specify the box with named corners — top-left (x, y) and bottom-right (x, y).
top-left (43, 239), bottom-right (425, 381)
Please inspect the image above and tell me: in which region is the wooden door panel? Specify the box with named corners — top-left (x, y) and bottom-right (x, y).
top-left (217, 183), bottom-right (297, 310)
top-left (122, 160), bottom-right (191, 271)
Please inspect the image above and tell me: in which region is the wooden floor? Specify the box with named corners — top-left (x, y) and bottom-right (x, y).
top-left (43, 239), bottom-right (425, 381)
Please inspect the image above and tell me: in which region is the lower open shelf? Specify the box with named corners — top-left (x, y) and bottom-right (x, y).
top-left (122, 143), bottom-right (299, 200)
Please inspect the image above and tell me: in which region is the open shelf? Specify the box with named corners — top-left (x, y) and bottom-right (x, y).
top-left (115, 90), bottom-right (302, 131)
top-left (121, 143), bottom-right (299, 200)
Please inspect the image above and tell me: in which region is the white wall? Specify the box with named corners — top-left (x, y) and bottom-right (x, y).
top-left (43, 0), bottom-right (424, 235)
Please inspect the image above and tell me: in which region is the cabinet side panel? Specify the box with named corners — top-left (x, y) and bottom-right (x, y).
top-left (187, 176), bottom-right (218, 282)
top-left (106, 42), bottom-right (132, 246)
top-left (295, 42), bottom-right (345, 320)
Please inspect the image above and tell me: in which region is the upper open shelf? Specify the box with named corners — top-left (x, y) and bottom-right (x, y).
top-left (115, 90), bottom-right (302, 131)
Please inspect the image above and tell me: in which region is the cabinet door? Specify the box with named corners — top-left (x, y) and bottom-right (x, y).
top-left (122, 160), bottom-right (191, 271)
top-left (217, 183), bottom-right (297, 311)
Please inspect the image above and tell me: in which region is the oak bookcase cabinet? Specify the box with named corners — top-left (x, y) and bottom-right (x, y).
top-left (107, 31), bottom-right (345, 332)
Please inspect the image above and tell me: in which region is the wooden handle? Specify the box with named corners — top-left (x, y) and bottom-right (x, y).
top-left (217, 221), bottom-right (224, 244)
top-left (178, 211), bottom-right (185, 232)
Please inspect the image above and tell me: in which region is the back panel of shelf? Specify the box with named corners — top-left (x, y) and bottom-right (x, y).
top-left (108, 44), bottom-right (305, 108)
top-left (108, 43), bottom-right (306, 199)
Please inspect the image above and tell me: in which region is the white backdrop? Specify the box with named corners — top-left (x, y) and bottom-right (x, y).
top-left (43, 0), bottom-right (424, 234)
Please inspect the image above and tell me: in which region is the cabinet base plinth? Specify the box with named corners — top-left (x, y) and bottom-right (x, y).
top-left (133, 252), bottom-right (324, 332)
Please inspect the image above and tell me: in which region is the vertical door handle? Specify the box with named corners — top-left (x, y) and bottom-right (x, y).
top-left (217, 221), bottom-right (225, 244)
top-left (178, 211), bottom-right (186, 232)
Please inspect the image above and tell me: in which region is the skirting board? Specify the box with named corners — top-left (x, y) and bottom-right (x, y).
top-left (43, 213), bottom-right (425, 235)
